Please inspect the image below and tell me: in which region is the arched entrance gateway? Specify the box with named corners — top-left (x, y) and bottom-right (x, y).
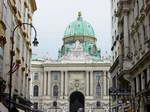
top-left (70, 91), bottom-right (84, 112)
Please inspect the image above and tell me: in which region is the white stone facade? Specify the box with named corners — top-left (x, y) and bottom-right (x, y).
top-left (0, 0), bottom-right (37, 111)
top-left (30, 59), bottom-right (111, 112)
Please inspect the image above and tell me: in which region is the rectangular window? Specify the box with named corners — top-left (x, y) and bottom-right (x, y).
top-left (34, 72), bottom-right (39, 80)
top-left (52, 72), bottom-right (60, 80)
top-left (143, 69), bottom-right (147, 89)
top-left (96, 85), bottom-right (101, 97)
top-left (138, 74), bottom-right (141, 91)
top-left (94, 71), bottom-right (102, 81)
top-left (54, 74), bottom-right (58, 80)
top-left (134, 78), bottom-right (136, 95)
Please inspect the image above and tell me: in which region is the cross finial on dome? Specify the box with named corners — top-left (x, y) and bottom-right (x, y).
top-left (77, 11), bottom-right (82, 20)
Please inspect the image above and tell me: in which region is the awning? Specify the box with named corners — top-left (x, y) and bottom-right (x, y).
top-left (0, 102), bottom-right (8, 112)
top-left (16, 108), bottom-right (25, 112)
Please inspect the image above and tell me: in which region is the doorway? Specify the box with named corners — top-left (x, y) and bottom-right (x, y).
top-left (70, 91), bottom-right (84, 112)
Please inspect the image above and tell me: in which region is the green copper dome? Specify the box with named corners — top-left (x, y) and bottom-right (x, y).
top-left (64, 12), bottom-right (95, 37)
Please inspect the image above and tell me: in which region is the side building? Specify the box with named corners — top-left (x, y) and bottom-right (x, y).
top-left (110, 0), bottom-right (150, 112)
top-left (30, 13), bottom-right (111, 112)
top-left (0, 0), bottom-right (40, 111)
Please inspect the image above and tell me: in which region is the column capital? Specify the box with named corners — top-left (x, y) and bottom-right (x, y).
top-left (86, 71), bottom-right (89, 73)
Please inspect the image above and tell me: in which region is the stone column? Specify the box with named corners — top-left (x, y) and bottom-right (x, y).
top-left (44, 72), bottom-right (47, 96)
top-left (86, 71), bottom-right (89, 96)
top-left (40, 72), bottom-right (43, 96)
top-left (90, 71), bottom-right (93, 96)
top-left (136, 77), bottom-right (139, 93)
top-left (48, 71), bottom-right (51, 96)
top-left (61, 71), bottom-right (64, 97)
top-left (65, 71), bottom-right (68, 96)
top-left (103, 71), bottom-right (107, 96)
top-left (123, 10), bottom-right (129, 58)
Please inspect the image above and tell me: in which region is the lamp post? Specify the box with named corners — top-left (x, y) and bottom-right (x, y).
top-left (9, 23), bottom-right (39, 112)
top-left (97, 74), bottom-right (111, 112)
top-left (53, 91), bottom-right (64, 112)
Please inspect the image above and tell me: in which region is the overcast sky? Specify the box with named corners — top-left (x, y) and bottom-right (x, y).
top-left (32, 0), bottom-right (111, 59)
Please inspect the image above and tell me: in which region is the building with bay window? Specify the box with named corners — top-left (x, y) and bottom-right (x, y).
top-left (110, 0), bottom-right (150, 112)
top-left (0, 0), bottom-right (40, 111)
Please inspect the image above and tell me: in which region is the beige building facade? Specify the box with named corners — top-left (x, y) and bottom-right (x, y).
top-left (110, 0), bottom-right (150, 112)
top-left (0, 0), bottom-right (39, 111)
top-left (30, 13), bottom-right (111, 112)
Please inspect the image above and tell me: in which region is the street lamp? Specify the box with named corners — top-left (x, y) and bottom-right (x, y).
top-left (53, 91), bottom-right (64, 112)
top-left (97, 74), bottom-right (111, 112)
top-left (9, 23), bottom-right (39, 112)
top-left (97, 77), bottom-right (100, 87)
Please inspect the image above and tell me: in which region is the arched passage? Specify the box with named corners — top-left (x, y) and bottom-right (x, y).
top-left (70, 91), bottom-right (84, 112)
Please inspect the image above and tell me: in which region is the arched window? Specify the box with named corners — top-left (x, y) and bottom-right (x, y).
top-left (96, 85), bottom-right (101, 97)
top-left (33, 85), bottom-right (39, 96)
top-left (53, 85), bottom-right (58, 96)
top-left (34, 72), bottom-right (39, 80)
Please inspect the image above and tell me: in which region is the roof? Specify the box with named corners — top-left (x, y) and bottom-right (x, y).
top-left (64, 12), bottom-right (95, 37)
